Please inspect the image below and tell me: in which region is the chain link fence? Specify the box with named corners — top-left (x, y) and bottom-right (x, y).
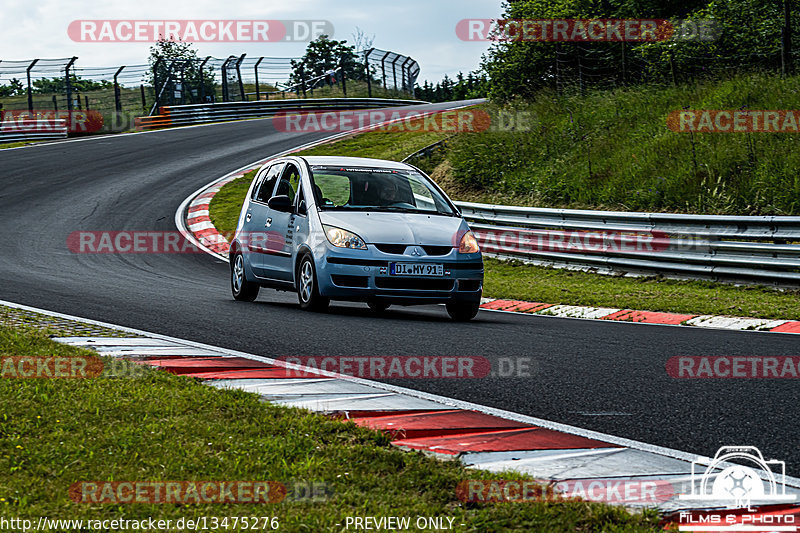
top-left (0, 49), bottom-right (420, 134)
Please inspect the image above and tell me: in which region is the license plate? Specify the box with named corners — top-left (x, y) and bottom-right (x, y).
top-left (390, 263), bottom-right (444, 276)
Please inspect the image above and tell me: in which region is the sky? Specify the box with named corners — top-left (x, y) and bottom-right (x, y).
top-left (1, 0), bottom-right (501, 85)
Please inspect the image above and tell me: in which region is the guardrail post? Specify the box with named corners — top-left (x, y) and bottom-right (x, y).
top-left (236, 54), bottom-right (246, 101)
top-left (52, 94), bottom-right (58, 111)
top-left (113, 66), bottom-right (125, 112)
top-left (254, 57), bottom-right (263, 100)
top-left (26, 59), bottom-right (39, 113)
top-left (340, 56), bottom-right (347, 97)
top-left (64, 57), bottom-right (77, 112)
top-left (364, 48), bottom-right (373, 97)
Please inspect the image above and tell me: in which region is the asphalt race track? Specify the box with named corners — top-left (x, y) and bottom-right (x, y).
top-left (1, 100), bottom-right (798, 473)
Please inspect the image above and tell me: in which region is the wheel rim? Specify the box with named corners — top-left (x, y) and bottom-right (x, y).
top-left (300, 260), bottom-right (313, 302)
top-left (233, 255), bottom-right (244, 293)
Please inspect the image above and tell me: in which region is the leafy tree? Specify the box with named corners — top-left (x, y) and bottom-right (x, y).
top-left (147, 38), bottom-right (215, 103)
top-left (30, 75), bottom-right (112, 94)
top-left (290, 35), bottom-right (361, 87)
top-left (0, 78), bottom-right (24, 97)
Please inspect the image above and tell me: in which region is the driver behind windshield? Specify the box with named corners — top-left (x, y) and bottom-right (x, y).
top-left (378, 178), bottom-right (399, 205)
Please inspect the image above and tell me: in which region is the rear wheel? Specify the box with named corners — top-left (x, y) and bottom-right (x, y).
top-left (446, 301), bottom-right (480, 322)
top-left (297, 255), bottom-right (329, 311)
top-left (231, 252), bottom-right (259, 302)
top-left (367, 300), bottom-right (390, 313)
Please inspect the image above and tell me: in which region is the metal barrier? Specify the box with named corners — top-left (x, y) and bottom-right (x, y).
top-left (453, 201), bottom-right (800, 284)
top-left (0, 119), bottom-right (68, 143)
top-left (134, 97), bottom-right (428, 130)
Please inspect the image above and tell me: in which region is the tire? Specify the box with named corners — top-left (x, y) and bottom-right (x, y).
top-left (367, 300), bottom-right (390, 313)
top-left (231, 252), bottom-right (259, 302)
top-left (446, 301), bottom-right (480, 322)
top-left (297, 255), bottom-right (330, 311)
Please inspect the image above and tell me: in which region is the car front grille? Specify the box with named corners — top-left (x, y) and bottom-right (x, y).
top-left (374, 244), bottom-right (408, 254)
top-left (421, 245), bottom-right (453, 256)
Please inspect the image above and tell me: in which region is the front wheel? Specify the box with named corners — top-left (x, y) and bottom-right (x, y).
top-left (297, 255), bottom-right (329, 311)
top-left (231, 252), bottom-right (259, 301)
top-left (446, 301), bottom-right (480, 321)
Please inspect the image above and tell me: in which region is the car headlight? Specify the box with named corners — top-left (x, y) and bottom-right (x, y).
top-left (323, 225), bottom-right (367, 249)
top-left (459, 231), bottom-right (480, 254)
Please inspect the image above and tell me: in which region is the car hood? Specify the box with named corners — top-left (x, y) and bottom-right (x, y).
top-left (318, 211), bottom-right (467, 246)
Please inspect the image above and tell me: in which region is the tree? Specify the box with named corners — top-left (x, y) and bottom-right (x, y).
top-left (28, 75), bottom-right (112, 94)
top-left (0, 78), bottom-right (24, 97)
top-left (148, 38), bottom-right (215, 104)
top-left (290, 35), bottom-right (360, 87)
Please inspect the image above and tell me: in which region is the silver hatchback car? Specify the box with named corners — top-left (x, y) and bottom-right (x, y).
top-left (229, 156), bottom-right (483, 320)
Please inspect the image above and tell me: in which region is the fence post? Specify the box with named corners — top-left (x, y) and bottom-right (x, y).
top-left (782, 0), bottom-right (792, 76)
top-left (65, 57), bottom-right (77, 112)
top-left (199, 56), bottom-right (210, 103)
top-left (52, 94), bottom-right (58, 111)
top-left (26, 59), bottom-right (39, 113)
top-left (236, 54), bottom-right (246, 101)
top-left (669, 51), bottom-right (677, 86)
top-left (620, 41), bottom-right (626, 86)
top-left (152, 58), bottom-right (163, 108)
top-left (300, 66), bottom-right (307, 98)
top-left (364, 48), bottom-right (373, 97)
top-left (400, 57), bottom-right (412, 93)
top-left (554, 43), bottom-right (560, 94)
top-left (221, 56), bottom-right (231, 102)
top-left (380, 51), bottom-right (390, 94)
top-left (340, 56), bottom-right (347, 97)
top-left (113, 66), bottom-right (125, 112)
top-left (140, 85), bottom-right (146, 110)
top-left (577, 46), bottom-right (585, 96)
top-left (391, 56), bottom-right (400, 92)
top-left (254, 57), bottom-right (263, 100)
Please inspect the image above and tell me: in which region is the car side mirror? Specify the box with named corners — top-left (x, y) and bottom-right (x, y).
top-left (267, 195), bottom-right (292, 212)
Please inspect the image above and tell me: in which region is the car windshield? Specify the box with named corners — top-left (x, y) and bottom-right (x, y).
top-left (309, 165), bottom-right (456, 216)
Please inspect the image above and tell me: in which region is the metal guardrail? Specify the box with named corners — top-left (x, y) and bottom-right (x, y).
top-left (0, 119), bottom-right (68, 143)
top-left (134, 97), bottom-right (428, 130)
top-left (452, 201), bottom-right (800, 284)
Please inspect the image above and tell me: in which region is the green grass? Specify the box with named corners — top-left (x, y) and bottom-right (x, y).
top-left (444, 74), bottom-right (800, 215)
top-left (0, 325), bottom-right (661, 531)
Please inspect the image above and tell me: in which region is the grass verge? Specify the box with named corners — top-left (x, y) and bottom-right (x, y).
top-left (0, 324), bottom-right (661, 531)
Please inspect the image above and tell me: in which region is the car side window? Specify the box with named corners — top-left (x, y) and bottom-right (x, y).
top-left (254, 163), bottom-right (284, 203)
top-left (275, 163), bottom-right (301, 201)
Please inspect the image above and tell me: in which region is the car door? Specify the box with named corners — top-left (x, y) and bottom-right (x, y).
top-left (245, 162), bottom-right (284, 278)
top-left (261, 162), bottom-right (302, 281)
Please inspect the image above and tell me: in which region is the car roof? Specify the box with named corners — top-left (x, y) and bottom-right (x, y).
top-left (298, 156), bottom-right (413, 170)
